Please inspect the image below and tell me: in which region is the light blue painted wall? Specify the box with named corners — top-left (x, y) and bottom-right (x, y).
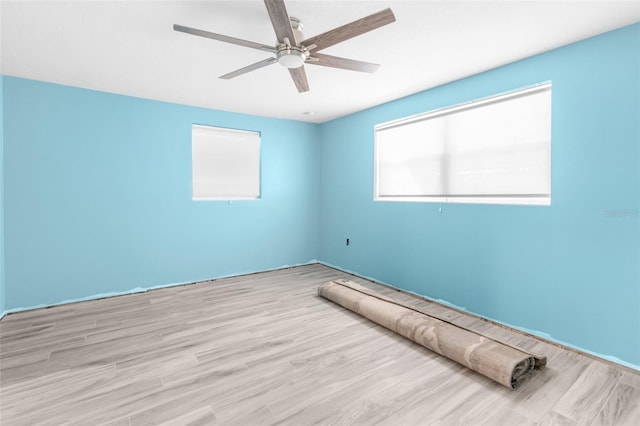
top-left (1, 75), bottom-right (5, 315)
top-left (319, 24), bottom-right (640, 366)
top-left (3, 77), bottom-right (320, 310)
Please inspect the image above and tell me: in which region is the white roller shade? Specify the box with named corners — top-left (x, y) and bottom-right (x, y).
top-left (375, 84), bottom-right (551, 205)
top-left (192, 125), bottom-right (260, 200)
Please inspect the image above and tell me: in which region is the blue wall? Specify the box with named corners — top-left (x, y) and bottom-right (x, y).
top-left (2, 77), bottom-right (319, 310)
top-left (319, 24), bottom-right (640, 366)
top-left (1, 75), bottom-right (5, 315)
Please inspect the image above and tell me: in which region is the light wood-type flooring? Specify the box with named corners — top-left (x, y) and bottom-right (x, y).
top-left (1, 264), bottom-right (639, 425)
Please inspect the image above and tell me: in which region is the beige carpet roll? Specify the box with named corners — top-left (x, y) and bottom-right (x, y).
top-left (318, 279), bottom-right (546, 389)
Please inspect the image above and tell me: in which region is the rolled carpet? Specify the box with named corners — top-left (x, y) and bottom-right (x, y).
top-left (318, 279), bottom-right (546, 389)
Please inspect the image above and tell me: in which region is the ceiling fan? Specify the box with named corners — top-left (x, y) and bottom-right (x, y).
top-left (174, 0), bottom-right (396, 93)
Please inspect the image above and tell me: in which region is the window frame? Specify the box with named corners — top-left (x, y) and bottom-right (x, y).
top-left (374, 82), bottom-right (552, 206)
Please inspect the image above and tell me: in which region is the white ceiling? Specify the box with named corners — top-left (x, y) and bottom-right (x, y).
top-left (1, 1), bottom-right (638, 123)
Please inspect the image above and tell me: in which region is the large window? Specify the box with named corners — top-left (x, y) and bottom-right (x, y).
top-left (192, 124), bottom-right (261, 200)
top-left (374, 83), bottom-right (551, 205)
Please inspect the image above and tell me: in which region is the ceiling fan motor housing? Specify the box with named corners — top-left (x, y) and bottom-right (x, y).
top-left (276, 17), bottom-right (306, 68)
top-left (290, 17), bottom-right (304, 44)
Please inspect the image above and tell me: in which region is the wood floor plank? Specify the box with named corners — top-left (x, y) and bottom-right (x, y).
top-left (535, 410), bottom-right (576, 426)
top-left (593, 383), bottom-right (640, 426)
top-left (553, 361), bottom-right (623, 424)
top-left (481, 406), bottom-right (532, 426)
top-left (1, 264), bottom-right (638, 425)
top-left (154, 405), bottom-right (217, 426)
top-left (434, 387), bottom-right (511, 425)
top-left (216, 403), bottom-right (275, 425)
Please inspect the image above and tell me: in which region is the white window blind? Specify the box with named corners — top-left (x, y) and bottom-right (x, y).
top-left (375, 83), bottom-right (551, 205)
top-left (192, 124), bottom-right (261, 200)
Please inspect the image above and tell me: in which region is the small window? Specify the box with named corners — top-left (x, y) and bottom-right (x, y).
top-left (192, 124), bottom-right (260, 200)
top-left (374, 83), bottom-right (551, 205)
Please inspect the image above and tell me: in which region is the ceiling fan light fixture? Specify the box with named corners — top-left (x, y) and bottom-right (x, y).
top-left (277, 48), bottom-right (306, 68)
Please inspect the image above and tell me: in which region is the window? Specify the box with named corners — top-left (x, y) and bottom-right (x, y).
top-left (374, 83), bottom-right (551, 205)
top-left (192, 124), bottom-right (261, 200)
